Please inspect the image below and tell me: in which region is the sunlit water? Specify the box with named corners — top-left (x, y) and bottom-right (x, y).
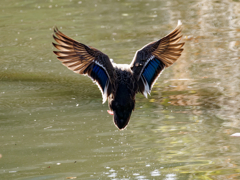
top-left (1, 0), bottom-right (240, 179)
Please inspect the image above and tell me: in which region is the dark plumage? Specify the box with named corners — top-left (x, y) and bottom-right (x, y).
top-left (52, 21), bottom-right (185, 130)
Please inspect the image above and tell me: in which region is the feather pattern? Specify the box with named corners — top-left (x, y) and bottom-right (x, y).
top-left (52, 27), bottom-right (115, 103)
top-left (131, 20), bottom-right (184, 97)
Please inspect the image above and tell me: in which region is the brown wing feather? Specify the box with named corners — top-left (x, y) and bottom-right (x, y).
top-left (52, 27), bottom-right (115, 103)
top-left (52, 27), bottom-right (114, 79)
top-left (152, 24), bottom-right (184, 67)
top-left (52, 43), bottom-right (94, 74)
top-left (131, 20), bottom-right (184, 78)
top-left (130, 20), bottom-right (185, 97)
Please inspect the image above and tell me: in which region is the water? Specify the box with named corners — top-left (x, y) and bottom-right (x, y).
top-left (1, 0), bottom-right (240, 179)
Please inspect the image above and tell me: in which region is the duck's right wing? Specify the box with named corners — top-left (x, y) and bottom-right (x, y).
top-left (130, 21), bottom-right (184, 98)
top-left (52, 27), bottom-right (115, 103)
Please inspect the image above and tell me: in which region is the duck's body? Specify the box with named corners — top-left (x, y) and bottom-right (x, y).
top-left (52, 21), bottom-right (184, 130)
top-left (108, 65), bottom-right (137, 129)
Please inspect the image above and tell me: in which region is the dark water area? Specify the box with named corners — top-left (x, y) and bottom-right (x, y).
top-left (1, 0), bottom-right (240, 179)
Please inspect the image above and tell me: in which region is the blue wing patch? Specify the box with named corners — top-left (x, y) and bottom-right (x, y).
top-left (142, 58), bottom-right (161, 85)
top-left (91, 64), bottom-right (108, 91)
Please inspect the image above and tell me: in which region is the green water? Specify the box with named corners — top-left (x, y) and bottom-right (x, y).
top-left (1, 0), bottom-right (240, 179)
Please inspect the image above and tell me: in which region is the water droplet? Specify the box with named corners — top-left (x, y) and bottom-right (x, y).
top-left (151, 169), bottom-right (160, 176)
top-left (133, 173), bottom-right (140, 176)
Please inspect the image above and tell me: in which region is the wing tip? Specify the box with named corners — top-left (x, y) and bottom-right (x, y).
top-left (53, 26), bottom-right (59, 33)
top-left (173, 20), bottom-right (183, 34)
top-left (52, 42), bottom-right (58, 49)
top-left (177, 20), bottom-right (182, 26)
top-left (53, 51), bottom-right (60, 56)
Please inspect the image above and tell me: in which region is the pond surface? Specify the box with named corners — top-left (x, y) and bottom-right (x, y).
top-left (1, 0), bottom-right (240, 179)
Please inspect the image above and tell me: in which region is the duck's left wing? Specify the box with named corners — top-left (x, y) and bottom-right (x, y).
top-left (130, 20), bottom-right (184, 98)
top-left (52, 27), bottom-right (115, 103)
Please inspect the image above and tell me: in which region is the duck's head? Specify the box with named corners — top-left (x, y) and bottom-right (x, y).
top-left (108, 83), bottom-right (135, 130)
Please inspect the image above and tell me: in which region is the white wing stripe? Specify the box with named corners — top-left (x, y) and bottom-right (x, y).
top-left (141, 75), bottom-right (150, 98)
top-left (138, 55), bottom-right (155, 81)
top-left (94, 61), bottom-right (111, 82)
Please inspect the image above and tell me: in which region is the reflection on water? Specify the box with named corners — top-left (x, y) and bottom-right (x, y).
top-left (1, 0), bottom-right (240, 179)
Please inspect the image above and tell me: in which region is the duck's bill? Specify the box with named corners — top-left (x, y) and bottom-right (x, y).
top-left (107, 110), bottom-right (114, 115)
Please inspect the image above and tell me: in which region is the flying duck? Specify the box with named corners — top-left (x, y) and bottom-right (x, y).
top-left (52, 20), bottom-right (184, 130)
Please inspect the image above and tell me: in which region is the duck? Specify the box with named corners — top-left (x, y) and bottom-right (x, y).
top-left (52, 20), bottom-right (184, 130)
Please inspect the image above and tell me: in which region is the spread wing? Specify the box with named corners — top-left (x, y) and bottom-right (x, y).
top-left (130, 20), bottom-right (185, 98)
top-left (52, 27), bottom-right (115, 103)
